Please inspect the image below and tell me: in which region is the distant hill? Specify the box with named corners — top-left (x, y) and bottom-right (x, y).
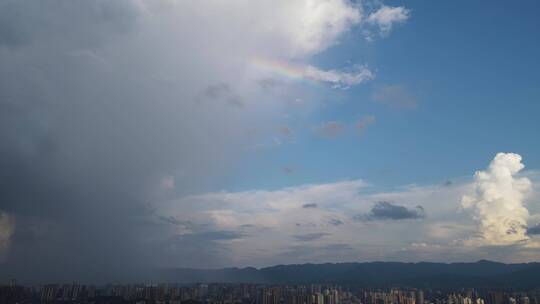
top-left (156, 260), bottom-right (540, 289)
top-left (2, 260), bottom-right (538, 287)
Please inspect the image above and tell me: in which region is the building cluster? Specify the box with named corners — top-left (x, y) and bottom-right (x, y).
top-left (0, 282), bottom-right (539, 304)
top-left (257, 285), bottom-right (344, 304)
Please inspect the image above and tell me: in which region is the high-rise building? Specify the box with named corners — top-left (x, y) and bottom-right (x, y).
top-left (417, 290), bottom-right (424, 304)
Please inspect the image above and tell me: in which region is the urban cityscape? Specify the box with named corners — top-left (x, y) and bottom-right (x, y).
top-left (2, 282), bottom-right (540, 304)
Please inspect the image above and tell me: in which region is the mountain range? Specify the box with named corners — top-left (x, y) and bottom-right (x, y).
top-left (157, 260), bottom-right (540, 289)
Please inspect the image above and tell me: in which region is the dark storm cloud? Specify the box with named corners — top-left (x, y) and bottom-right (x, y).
top-left (0, 5), bottom-right (27, 47)
top-left (293, 233), bottom-right (330, 242)
top-left (302, 203), bottom-right (318, 209)
top-left (0, 0), bottom-right (140, 48)
top-left (0, 0), bottom-right (247, 283)
top-left (527, 224), bottom-right (540, 235)
top-left (355, 201), bottom-right (425, 221)
top-left (158, 232), bottom-right (242, 270)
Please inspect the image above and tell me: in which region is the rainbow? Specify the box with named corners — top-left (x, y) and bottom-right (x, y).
top-left (250, 57), bottom-right (317, 84)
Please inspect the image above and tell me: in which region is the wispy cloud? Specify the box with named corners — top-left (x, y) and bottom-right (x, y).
top-left (185, 230), bottom-right (245, 241)
top-left (304, 65), bottom-right (374, 89)
top-left (314, 121), bottom-right (346, 138)
top-left (356, 115), bottom-right (376, 135)
top-left (366, 6), bottom-right (411, 36)
top-left (373, 85), bottom-right (417, 109)
top-left (278, 125), bottom-right (293, 137)
top-left (294, 233), bottom-right (330, 242)
top-left (315, 116), bottom-right (376, 139)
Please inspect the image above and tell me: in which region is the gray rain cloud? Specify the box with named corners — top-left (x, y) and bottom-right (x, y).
top-left (357, 201), bottom-right (425, 221)
top-left (0, 0), bottom-right (379, 282)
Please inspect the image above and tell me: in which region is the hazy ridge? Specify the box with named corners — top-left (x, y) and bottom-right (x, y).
top-left (157, 260), bottom-right (540, 289)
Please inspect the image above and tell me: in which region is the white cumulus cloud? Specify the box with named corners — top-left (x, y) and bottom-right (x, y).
top-left (367, 5), bottom-right (410, 36)
top-left (462, 153), bottom-right (532, 246)
top-left (265, 0), bottom-right (362, 57)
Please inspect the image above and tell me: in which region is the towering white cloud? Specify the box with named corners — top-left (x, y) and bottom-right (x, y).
top-left (462, 153), bottom-right (532, 246)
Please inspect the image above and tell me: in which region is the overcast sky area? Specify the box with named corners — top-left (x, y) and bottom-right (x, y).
top-left (1, 0), bottom-right (540, 283)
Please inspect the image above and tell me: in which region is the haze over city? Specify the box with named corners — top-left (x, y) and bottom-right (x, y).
top-left (1, 0), bottom-right (540, 284)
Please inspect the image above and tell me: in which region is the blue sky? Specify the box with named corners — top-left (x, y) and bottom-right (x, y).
top-left (228, 0), bottom-right (540, 192)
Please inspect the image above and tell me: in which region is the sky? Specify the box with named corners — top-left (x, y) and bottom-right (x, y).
top-left (0, 0), bottom-right (540, 283)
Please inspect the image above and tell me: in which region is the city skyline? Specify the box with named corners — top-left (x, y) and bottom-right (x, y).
top-left (3, 281), bottom-right (540, 304)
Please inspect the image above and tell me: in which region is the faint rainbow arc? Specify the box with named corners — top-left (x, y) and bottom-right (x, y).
top-left (250, 57), bottom-right (319, 85)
